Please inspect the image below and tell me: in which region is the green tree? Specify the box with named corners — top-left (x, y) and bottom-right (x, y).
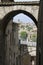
top-left (31, 33), bottom-right (37, 42)
top-left (20, 31), bottom-right (27, 40)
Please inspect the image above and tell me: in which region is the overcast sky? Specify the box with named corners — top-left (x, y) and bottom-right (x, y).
top-left (14, 0), bottom-right (39, 2)
top-left (13, 13), bottom-right (34, 24)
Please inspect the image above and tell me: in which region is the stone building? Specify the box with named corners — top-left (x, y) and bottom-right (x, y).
top-left (19, 40), bottom-right (36, 65)
top-left (0, 0), bottom-right (40, 65)
top-left (19, 44), bottom-right (31, 65)
top-left (5, 19), bottom-right (20, 65)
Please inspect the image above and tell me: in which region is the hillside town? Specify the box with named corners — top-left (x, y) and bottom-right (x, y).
top-left (19, 22), bottom-right (37, 42)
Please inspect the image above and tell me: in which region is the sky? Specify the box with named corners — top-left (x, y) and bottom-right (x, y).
top-left (13, 13), bottom-right (34, 24)
top-left (14, 0), bottom-right (39, 2)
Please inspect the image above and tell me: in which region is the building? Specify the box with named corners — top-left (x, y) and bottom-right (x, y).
top-left (20, 40), bottom-right (36, 65)
top-left (0, 0), bottom-right (43, 65)
top-left (19, 43), bottom-right (31, 65)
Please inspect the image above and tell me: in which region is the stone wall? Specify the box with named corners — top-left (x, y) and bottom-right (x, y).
top-left (0, 2), bottom-right (39, 65)
top-left (5, 19), bottom-right (20, 65)
top-left (20, 44), bottom-right (31, 65)
top-left (0, 5), bottom-right (39, 21)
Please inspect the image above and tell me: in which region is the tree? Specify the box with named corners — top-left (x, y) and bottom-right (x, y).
top-left (31, 33), bottom-right (37, 42)
top-left (20, 31), bottom-right (27, 40)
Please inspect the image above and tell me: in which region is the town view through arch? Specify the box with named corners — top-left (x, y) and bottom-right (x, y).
top-left (13, 13), bottom-right (37, 65)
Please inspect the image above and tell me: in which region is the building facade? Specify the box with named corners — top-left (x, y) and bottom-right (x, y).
top-left (19, 44), bottom-right (31, 65)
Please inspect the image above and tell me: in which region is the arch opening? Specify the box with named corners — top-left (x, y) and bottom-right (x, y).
top-left (13, 13), bottom-right (37, 65)
top-left (1, 10), bottom-right (37, 32)
top-left (1, 10), bottom-right (37, 65)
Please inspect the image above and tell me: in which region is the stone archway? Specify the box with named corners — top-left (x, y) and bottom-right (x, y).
top-left (2, 10), bottom-right (37, 31)
top-left (0, 10), bottom-right (37, 65)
